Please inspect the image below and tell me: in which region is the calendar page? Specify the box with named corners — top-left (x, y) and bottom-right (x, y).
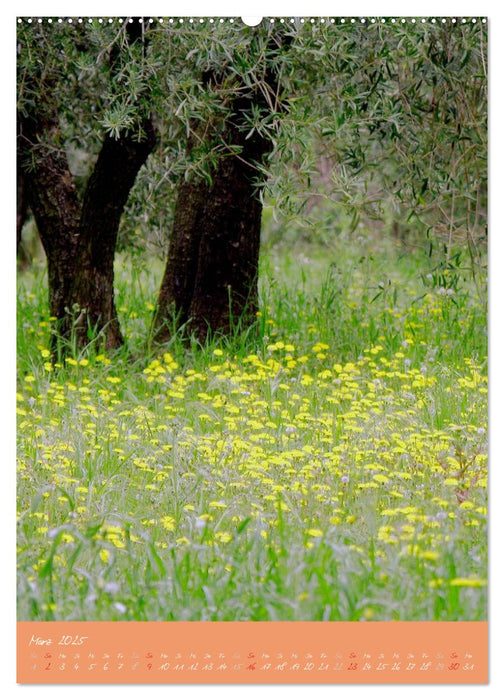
top-left (16, 6), bottom-right (488, 686)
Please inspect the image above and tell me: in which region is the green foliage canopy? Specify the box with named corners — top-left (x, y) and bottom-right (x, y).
top-left (17, 17), bottom-right (487, 257)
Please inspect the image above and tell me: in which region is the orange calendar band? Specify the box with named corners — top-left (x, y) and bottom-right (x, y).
top-left (17, 621), bottom-right (488, 684)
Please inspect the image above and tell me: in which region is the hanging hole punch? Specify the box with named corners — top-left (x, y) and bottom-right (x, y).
top-left (241, 17), bottom-right (263, 26)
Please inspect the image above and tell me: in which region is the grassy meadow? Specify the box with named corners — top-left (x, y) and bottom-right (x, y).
top-left (16, 231), bottom-right (487, 622)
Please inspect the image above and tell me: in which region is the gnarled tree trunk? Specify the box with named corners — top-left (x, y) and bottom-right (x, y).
top-left (18, 100), bottom-right (156, 354)
top-left (153, 169), bottom-right (210, 340)
top-left (153, 59), bottom-right (282, 345)
top-left (185, 119), bottom-right (270, 341)
top-left (72, 121), bottom-right (157, 350)
top-left (18, 102), bottom-right (82, 346)
top-left (16, 170), bottom-right (31, 264)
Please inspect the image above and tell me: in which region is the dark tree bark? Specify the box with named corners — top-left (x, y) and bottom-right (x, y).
top-left (71, 121), bottom-right (157, 350)
top-left (18, 104), bottom-right (156, 353)
top-left (153, 174), bottom-right (209, 338)
top-left (186, 116), bottom-right (272, 341)
top-left (153, 54), bottom-right (283, 345)
top-left (16, 170), bottom-right (30, 261)
top-left (18, 103), bottom-right (82, 345)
